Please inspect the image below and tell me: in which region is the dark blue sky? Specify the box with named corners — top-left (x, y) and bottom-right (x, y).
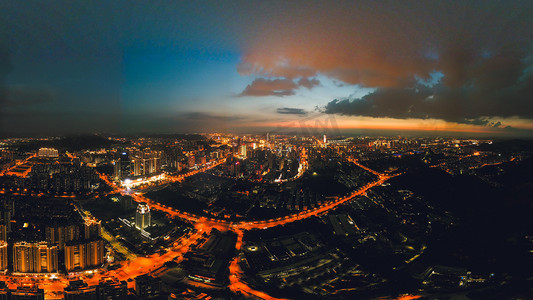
top-left (1, 1), bottom-right (533, 136)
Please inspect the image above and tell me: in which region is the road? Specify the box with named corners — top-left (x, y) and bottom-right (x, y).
top-left (1, 156), bottom-right (394, 299)
top-left (100, 158), bottom-right (395, 299)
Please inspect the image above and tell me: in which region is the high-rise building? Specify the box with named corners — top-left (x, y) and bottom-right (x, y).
top-left (13, 242), bottom-right (33, 273)
top-left (188, 155), bottom-right (195, 169)
top-left (84, 217), bottom-right (102, 240)
top-left (0, 224), bottom-right (6, 241)
top-left (0, 241), bottom-right (7, 271)
top-left (86, 239), bottom-right (105, 268)
top-left (64, 239), bottom-right (105, 272)
top-left (64, 242), bottom-right (85, 272)
top-left (130, 150), bottom-right (162, 177)
top-left (13, 242), bottom-right (58, 273)
top-left (132, 158), bottom-right (142, 176)
top-left (35, 242), bottom-right (58, 273)
top-left (135, 203), bottom-right (151, 230)
top-left (46, 224), bottom-right (80, 250)
top-left (239, 145), bottom-right (247, 158)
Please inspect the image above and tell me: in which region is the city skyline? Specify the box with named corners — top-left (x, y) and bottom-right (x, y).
top-left (1, 1), bottom-right (533, 137)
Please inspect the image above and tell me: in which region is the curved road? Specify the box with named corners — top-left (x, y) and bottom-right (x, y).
top-left (98, 158), bottom-right (395, 299)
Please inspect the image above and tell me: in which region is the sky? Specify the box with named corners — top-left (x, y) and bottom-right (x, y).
top-left (1, 0), bottom-right (533, 137)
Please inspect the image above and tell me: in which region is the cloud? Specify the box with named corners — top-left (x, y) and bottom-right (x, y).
top-left (324, 50), bottom-right (533, 126)
top-left (239, 78), bottom-right (297, 97)
top-left (239, 77), bottom-right (320, 97)
top-left (2, 85), bottom-right (56, 106)
top-left (297, 77), bottom-right (320, 89)
top-left (277, 107), bottom-right (308, 115)
top-left (237, 1), bottom-right (533, 126)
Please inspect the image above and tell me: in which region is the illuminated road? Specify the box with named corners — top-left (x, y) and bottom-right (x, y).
top-left (229, 230), bottom-right (288, 300)
top-left (2, 156), bottom-right (392, 299)
top-left (105, 159), bottom-right (394, 299)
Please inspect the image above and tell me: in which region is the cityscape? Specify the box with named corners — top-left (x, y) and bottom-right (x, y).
top-left (0, 134), bottom-right (531, 299)
top-left (1, 1), bottom-right (533, 299)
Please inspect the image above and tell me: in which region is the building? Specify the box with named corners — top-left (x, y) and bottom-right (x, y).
top-left (84, 217), bottom-right (102, 240)
top-left (95, 280), bottom-right (127, 300)
top-left (9, 286), bottom-right (45, 300)
top-left (38, 148), bottom-right (58, 158)
top-left (0, 225), bottom-right (6, 241)
top-left (12, 242), bottom-right (58, 273)
top-left (64, 239), bottom-right (105, 272)
top-left (188, 155), bottom-right (196, 168)
top-left (135, 203), bottom-right (151, 230)
top-left (64, 242), bottom-right (86, 272)
top-left (134, 274), bottom-right (162, 299)
top-left (64, 280), bottom-right (97, 300)
top-left (131, 150), bottom-right (162, 177)
top-left (239, 144), bottom-right (247, 158)
top-left (45, 224), bottom-right (80, 250)
top-left (12, 242), bottom-right (32, 273)
top-left (86, 239), bottom-right (105, 268)
top-left (0, 242), bottom-right (7, 271)
top-left (35, 243), bottom-right (58, 273)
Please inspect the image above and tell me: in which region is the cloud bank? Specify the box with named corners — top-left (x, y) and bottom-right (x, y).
top-left (238, 1), bottom-right (533, 128)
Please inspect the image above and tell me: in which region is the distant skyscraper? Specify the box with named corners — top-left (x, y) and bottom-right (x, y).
top-left (135, 203), bottom-right (151, 230)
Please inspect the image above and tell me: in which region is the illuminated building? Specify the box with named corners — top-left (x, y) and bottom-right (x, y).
top-left (64, 239), bottom-right (105, 272)
top-left (239, 145), bottom-right (247, 158)
top-left (135, 203), bottom-right (151, 230)
top-left (13, 242), bottom-right (35, 273)
top-left (35, 242), bottom-right (58, 273)
top-left (45, 224), bottom-right (80, 250)
top-left (13, 242), bottom-right (58, 273)
top-left (84, 217), bottom-right (102, 240)
top-left (64, 242), bottom-right (85, 272)
top-left (38, 148), bottom-right (58, 158)
top-left (131, 150), bottom-right (162, 177)
top-left (188, 155), bottom-right (196, 168)
top-left (86, 239), bottom-right (105, 268)
top-left (132, 158), bottom-right (142, 176)
top-left (0, 241), bottom-right (7, 271)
